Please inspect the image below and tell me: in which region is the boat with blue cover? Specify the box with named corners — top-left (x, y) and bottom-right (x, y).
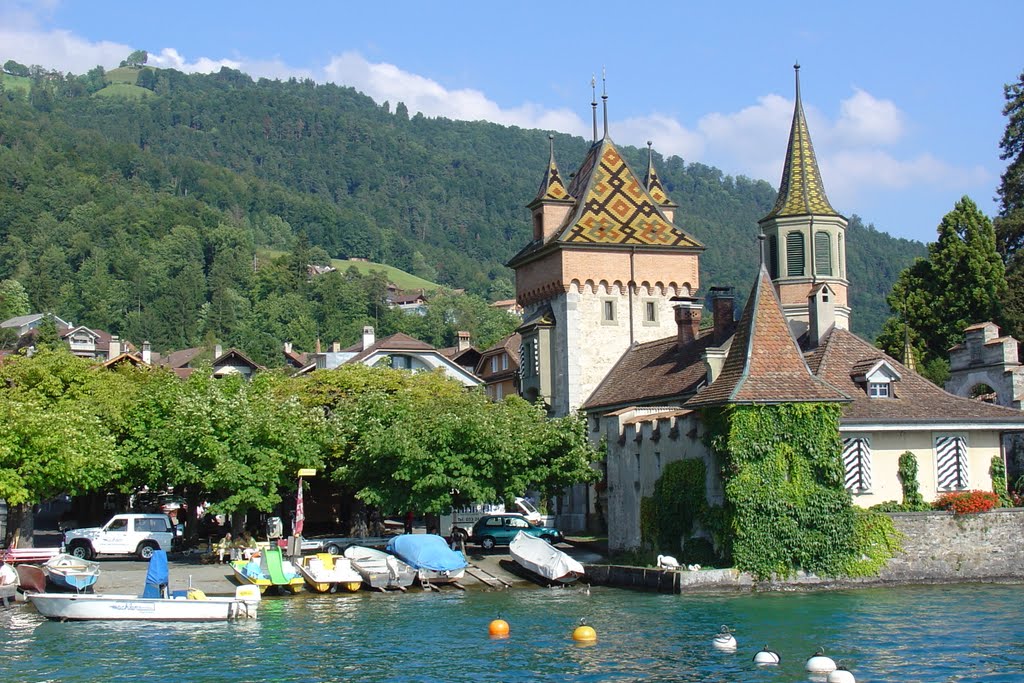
top-left (386, 534), bottom-right (468, 585)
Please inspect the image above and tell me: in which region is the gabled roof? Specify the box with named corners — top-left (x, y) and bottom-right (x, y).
top-left (686, 267), bottom-right (849, 407)
top-left (760, 65), bottom-right (840, 222)
top-left (345, 332), bottom-right (437, 364)
top-left (160, 347), bottom-right (203, 369)
top-left (213, 348), bottom-right (263, 370)
top-left (807, 328), bottom-right (1024, 425)
top-left (475, 333), bottom-right (522, 378)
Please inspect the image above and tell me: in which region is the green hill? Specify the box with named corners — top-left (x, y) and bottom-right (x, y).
top-left (329, 259), bottom-right (440, 292)
top-left (0, 64), bottom-right (925, 360)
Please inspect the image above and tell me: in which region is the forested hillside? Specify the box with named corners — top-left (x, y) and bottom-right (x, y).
top-left (0, 64), bottom-right (925, 361)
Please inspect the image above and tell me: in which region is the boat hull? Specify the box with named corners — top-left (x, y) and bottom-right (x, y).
top-left (509, 532), bottom-right (585, 584)
top-left (15, 564), bottom-right (47, 593)
top-left (28, 593), bottom-right (258, 621)
top-left (297, 555), bottom-right (363, 593)
top-left (42, 554), bottom-right (100, 592)
top-left (343, 547), bottom-right (416, 590)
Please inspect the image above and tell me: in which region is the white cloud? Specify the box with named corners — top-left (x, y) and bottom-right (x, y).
top-left (832, 88), bottom-right (905, 146)
top-left (147, 48), bottom-right (240, 73)
top-left (0, 27), bottom-right (130, 72)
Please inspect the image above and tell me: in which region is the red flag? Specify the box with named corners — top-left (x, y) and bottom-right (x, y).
top-left (294, 477), bottom-right (305, 537)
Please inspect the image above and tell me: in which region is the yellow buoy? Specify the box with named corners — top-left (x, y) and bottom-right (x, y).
top-left (489, 618), bottom-right (510, 638)
top-left (572, 620), bottom-right (597, 643)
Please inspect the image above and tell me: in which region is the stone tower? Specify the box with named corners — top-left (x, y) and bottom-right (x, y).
top-left (507, 87), bottom-right (704, 416)
top-left (759, 64), bottom-right (850, 339)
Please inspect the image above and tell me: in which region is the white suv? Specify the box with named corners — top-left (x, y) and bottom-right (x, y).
top-left (63, 513), bottom-right (178, 560)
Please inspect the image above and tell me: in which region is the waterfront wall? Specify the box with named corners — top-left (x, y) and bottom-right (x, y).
top-left (586, 508), bottom-right (1024, 593)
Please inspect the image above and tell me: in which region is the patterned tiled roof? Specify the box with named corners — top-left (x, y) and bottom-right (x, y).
top-left (644, 143), bottom-right (676, 207)
top-left (558, 138), bottom-right (700, 247)
top-left (761, 65), bottom-right (839, 221)
top-left (584, 332), bottom-right (716, 410)
top-left (531, 137), bottom-right (572, 204)
top-left (807, 328), bottom-right (1024, 424)
top-left (686, 267), bottom-right (849, 407)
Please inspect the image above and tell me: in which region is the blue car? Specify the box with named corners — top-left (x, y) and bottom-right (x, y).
top-left (470, 513), bottom-right (562, 549)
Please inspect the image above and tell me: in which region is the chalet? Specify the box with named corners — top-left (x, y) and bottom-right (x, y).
top-left (475, 333), bottom-right (521, 401)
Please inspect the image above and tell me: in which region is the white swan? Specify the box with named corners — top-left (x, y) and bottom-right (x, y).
top-left (712, 624), bottom-right (737, 651)
top-left (656, 554), bottom-right (680, 570)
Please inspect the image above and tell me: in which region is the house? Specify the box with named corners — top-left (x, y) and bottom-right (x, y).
top-left (389, 291), bottom-right (429, 316)
top-left (156, 344), bottom-right (263, 380)
top-left (475, 333), bottom-right (521, 401)
top-left (294, 327), bottom-right (481, 388)
top-left (508, 66), bottom-right (1024, 539)
top-left (0, 313), bottom-right (71, 337)
top-left (490, 299), bottom-right (524, 317)
top-left (439, 331), bottom-right (481, 375)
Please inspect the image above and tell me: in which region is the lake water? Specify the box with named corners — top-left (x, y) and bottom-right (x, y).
top-left (3, 583), bottom-right (1022, 682)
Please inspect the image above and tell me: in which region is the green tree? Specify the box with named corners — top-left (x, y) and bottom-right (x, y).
top-left (124, 50), bottom-right (148, 68)
top-left (3, 59), bottom-right (29, 77)
top-left (995, 70), bottom-right (1024, 337)
top-left (877, 197), bottom-right (1007, 384)
top-left (0, 278), bottom-right (30, 321)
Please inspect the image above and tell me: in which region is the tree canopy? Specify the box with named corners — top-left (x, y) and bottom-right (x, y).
top-left (995, 69), bottom-right (1024, 337)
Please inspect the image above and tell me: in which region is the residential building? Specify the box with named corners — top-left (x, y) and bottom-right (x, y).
top-left (475, 333), bottom-right (521, 401)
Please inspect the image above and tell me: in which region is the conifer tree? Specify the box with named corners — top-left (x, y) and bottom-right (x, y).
top-left (995, 70), bottom-right (1024, 337)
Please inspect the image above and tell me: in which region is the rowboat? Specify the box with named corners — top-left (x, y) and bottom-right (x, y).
top-left (42, 553), bottom-right (100, 592)
top-left (509, 531), bottom-right (585, 584)
top-left (15, 564), bottom-right (47, 593)
top-left (343, 545), bottom-right (416, 591)
top-left (386, 534), bottom-right (467, 585)
top-left (27, 550), bottom-right (259, 621)
top-left (296, 553), bottom-right (363, 593)
top-left (230, 546), bottom-right (305, 594)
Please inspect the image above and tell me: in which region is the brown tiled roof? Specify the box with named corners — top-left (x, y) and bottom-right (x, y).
top-left (584, 333), bottom-right (716, 410)
top-left (808, 328), bottom-right (1024, 425)
top-left (213, 348), bottom-right (263, 370)
top-left (475, 333), bottom-right (522, 379)
top-left (686, 268), bottom-right (849, 407)
top-left (160, 347), bottom-right (203, 369)
top-left (345, 332), bottom-right (436, 364)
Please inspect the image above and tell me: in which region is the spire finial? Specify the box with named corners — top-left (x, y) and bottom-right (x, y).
top-left (647, 140), bottom-right (653, 167)
top-left (757, 227), bottom-right (767, 267)
top-left (548, 133), bottom-right (555, 160)
top-left (591, 74), bottom-right (598, 143)
top-left (601, 66), bottom-right (609, 139)
top-left (794, 61), bottom-right (802, 103)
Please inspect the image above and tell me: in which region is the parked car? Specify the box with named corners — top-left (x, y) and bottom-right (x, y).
top-left (63, 513), bottom-right (179, 560)
top-left (470, 513), bottom-right (563, 550)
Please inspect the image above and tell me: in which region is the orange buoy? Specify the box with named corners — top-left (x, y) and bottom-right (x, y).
top-left (489, 618), bottom-right (510, 638)
top-left (572, 618), bottom-right (597, 643)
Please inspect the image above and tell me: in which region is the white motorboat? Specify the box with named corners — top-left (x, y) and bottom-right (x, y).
top-left (509, 531), bottom-right (585, 584)
top-left (27, 550), bottom-right (259, 621)
top-left (343, 545), bottom-right (416, 591)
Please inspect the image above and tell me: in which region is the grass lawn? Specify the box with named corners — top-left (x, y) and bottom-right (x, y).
top-left (0, 73), bottom-right (31, 95)
top-left (257, 249), bottom-right (439, 291)
top-left (95, 83), bottom-right (152, 99)
top-left (105, 66), bottom-right (143, 84)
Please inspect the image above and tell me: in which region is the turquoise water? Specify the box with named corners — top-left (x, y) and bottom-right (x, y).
top-left (4, 583), bottom-right (1022, 682)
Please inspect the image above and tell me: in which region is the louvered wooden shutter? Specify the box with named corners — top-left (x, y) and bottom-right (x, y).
top-left (768, 235), bottom-right (779, 279)
top-left (814, 231), bottom-right (832, 276)
top-left (786, 232), bottom-right (804, 276)
top-left (842, 437), bottom-right (872, 492)
top-left (935, 435), bottom-right (968, 491)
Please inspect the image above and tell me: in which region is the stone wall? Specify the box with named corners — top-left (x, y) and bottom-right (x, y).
top-left (879, 508), bottom-right (1024, 582)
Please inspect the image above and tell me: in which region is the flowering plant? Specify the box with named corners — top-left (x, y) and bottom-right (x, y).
top-left (933, 490), bottom-right (1000, 515)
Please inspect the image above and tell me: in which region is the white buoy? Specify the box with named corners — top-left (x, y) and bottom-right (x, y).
top-left (712, 625), bottom-right (737, 651)
top-left (805, 648), bottom-right (837, 673)
top-left (657, 555), bottom-right (680, 570)
top-left (826, 665), bottom-right (856, 683)
top-left (752, 645), bottom-right (780, 665)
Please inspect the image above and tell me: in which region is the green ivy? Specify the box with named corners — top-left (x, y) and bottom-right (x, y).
top-left (898, 451), bottom-right (928, 509)
top-left (990, 455), bottom-right (1012, 507)
top-left (837, 508), bottom-right (903, 577)
top-left (640, 459), bottom-right (708, 556)
top-left (703, 403), bottom-right (897, 580)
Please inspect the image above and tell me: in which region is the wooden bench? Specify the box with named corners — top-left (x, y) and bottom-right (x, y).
top-left (1, 547), bottom-right (61, 564)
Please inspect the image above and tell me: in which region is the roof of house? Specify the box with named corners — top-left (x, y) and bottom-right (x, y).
top-left (686, 267), bottom-right (849, 407)
top-left (529, 136), bottom-right (572, 206)
top-left (760, 65), bottom-right (839, 222)
top-left (807, 327), bottom-right (1024, 425)
top-left (345, 332), bottom-right (437, 364)
top-left (160, 347), bottom-right (203, 369)
top-left (475, 333), bottom-right (522, 379)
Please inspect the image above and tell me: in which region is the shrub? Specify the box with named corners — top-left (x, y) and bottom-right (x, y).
top-left (933, 490), bottom-right (1000, 515)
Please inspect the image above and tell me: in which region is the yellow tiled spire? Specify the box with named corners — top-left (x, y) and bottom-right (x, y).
top-left (762, 64), bottom-right (838, 220)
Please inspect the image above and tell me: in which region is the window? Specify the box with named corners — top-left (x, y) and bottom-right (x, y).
top-left (868, 382), bottom-right (890, 398)
top-left (842, 437), bottom-right (872, 493)
top-left (106, 519), bottom-right (128, 533)
top-left (491, 356), bottom-right (498, 373)
top-left (814, 231), bottom-right (832, 276)
top-left (935, 435), bottom-right (968, 491)
top-left (484, 517), bottom-right (503, 528)
top-left (495, 383), bottom-right (503, 400)
top-left (768, 235), bottom-right (779, 279)
top-left (602, 298), bottom-right (617, 324)
top-left (391, 355), bottom-right (412, 370)
top-left (501, 354), bottom-right (508, 370)
top-left (508, 517), bottom-right (530, 529)
top-left (786, 232), bottom-right (805, 276)
top-left (646, 301), bottom-right (656, 323)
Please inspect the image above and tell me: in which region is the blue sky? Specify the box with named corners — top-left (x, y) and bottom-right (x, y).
top-left (2, 1), bottom-right (1022, 244)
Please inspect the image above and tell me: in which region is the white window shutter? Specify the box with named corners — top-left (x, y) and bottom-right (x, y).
top-left (935, 435), bottom-right (968, 491)
top-left (842, 437), bottom-right (872, 492)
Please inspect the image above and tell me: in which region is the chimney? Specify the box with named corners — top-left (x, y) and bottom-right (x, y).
top-left (362, 326), bottom-right (375, 351)
top-left (142, 341), bottom-right (151, 365)
top-left (315, 338), bottom-right (322, 354)
top-left (456, 331), bottom-right (471, 353)
top-left (808, 284), bottom-right (836, 348)
top-left (109, 335), bottom-right (121, 358)
top-left (673, 297), bottom-right (703, 349)
top-left (331, 341), bottom-right (341, 353)
top-left (214, 344), bottom-right (223, 358)
top-left (284, 341), bottom-right (292, 354)
top-left (709, 287), bottom-right (736, 344)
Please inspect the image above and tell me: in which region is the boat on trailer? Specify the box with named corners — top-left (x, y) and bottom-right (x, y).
top-left (27, 550), bottom-right (259, 621)
top-left (343, 545), bottom-right (416, 591)
top-left (509, 531), bottom-right (586, 585)
top-left (42, 554), bottom-right (100, 592)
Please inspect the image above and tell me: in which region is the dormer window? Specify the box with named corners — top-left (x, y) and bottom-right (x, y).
top-left (868, 381), bottom-right (890, 398)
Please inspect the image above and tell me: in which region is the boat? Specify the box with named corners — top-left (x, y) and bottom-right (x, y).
top-left (509, 531), bottom-right (586, 584)
top-left (296, 553), bottom-right (363, 593)
top-left (230, 545), bottom-right (305, 594)
top-left (42, 553), bottom-right (100, 592)
top-left (15, 564), bottom-right (47, 593)
top-left (27, 550), bottom-right (259, 621)
top-left (386, 534), bottom-right (468, 585)
top-left (343, 545), bottom-right (416, 591)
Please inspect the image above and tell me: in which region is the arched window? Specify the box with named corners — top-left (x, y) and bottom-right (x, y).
top-left (786, 232), bottom-right (805, 277)
top-left (814, 231), bottom-right (832, 276)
